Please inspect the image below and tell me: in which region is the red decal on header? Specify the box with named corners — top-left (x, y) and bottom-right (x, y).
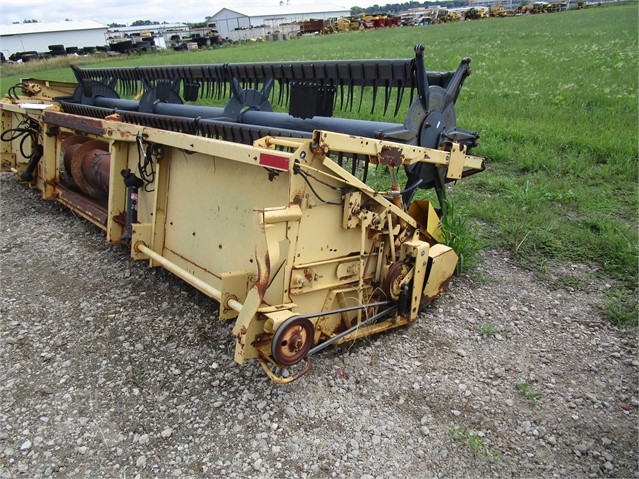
top-left (259, 153), bottom-right (289, 170)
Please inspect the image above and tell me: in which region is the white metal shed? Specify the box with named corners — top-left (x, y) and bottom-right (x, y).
top-left (0, 20), bottom-right (108, 57)
top-left (207, 4), bottom-right (351, 38)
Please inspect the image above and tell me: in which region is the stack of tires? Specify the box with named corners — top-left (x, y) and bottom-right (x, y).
top-left (48, 44), bottom-right (66, 56)
top-left (134, 41), bottom-right (152, 52)
top-left (110, 40), bottom-right (133, 54)
top-left (195, 37), bottom-right (209, 48)
top-left (9, 51), bottom-right (39, 62)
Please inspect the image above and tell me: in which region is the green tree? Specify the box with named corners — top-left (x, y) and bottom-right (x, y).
top-left (130, 20), bottom-right (160, 26)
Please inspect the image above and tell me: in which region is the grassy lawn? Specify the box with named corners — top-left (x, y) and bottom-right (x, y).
top-left (1, 2), bottom-right (637, 325)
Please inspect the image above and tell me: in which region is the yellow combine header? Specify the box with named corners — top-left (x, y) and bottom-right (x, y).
top-left (1, 46), bottom-right (484, 382)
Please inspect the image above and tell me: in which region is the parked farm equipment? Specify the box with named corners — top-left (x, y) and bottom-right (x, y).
top-left (299, 19), bottom-right (330, 34)
top-left (1, 46), bottom-right (484, 382)
top-left (464, 7), bottom-right (490, 20)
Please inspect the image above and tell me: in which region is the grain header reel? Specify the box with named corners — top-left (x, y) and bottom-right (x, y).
top-left (1, 45), bottom-right (484, 382)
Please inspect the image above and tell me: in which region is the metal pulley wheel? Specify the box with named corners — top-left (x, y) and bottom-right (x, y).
top-left (271, 316), bottom-right (314, 366)
top-left (382, 261), bottom-right (411, 301)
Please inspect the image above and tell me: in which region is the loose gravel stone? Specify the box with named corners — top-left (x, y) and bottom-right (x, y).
top-left (0, 173), bottom-right (637, 478)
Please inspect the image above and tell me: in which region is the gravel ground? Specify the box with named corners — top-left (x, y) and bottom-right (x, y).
top-left (1, 172), bottom-right (637, 479)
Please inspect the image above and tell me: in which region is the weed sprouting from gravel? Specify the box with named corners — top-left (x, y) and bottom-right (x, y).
top-left (451, 427), bottom-right (500, 460)
top-left (479, 324), bottom-right (498, 337)
top-left (517, 381), bottom-right (543, 407)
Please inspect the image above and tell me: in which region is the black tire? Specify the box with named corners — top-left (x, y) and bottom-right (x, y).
top-left (110, 40), bottom-right (132, 53)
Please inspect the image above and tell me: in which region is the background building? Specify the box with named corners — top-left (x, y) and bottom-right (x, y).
top-left (0, 20), bottom-right (108, 57)
top-left (206, 3), bottom-right (351, 38)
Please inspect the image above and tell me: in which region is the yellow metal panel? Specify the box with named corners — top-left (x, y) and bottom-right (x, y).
top-left (131, 223), bottom-right (153, 260)
top-left (408, 200), bottom-right (444, 243)
top-left (40, 126), bottom-right (57, 199)
top-left (263, 205), bottom-right (302, 224)
top-left (1, 110), bottom-right (34, 169)
top-left (106, 141), bottom-right (127, 243)
top-left (151, 153), bottom-right (171, 266)
top-left (342, 191), bottom-right (362, 229)
top-left (219, 272), bottom-right (251, 320)
top-left (295, 204), bottom-right (361, 265)
top-left (232, 288), bottom-right (263, 363)
top-left (263, 309), bottom-right (299, 334)
top-left (400, 240), bottom-right (430, 321)
top-left (15, 79), bottom-right (76, 99)
top-left (423, 244), bottom-right (458, 304)
top-left (446, 143), bottom-right (465, 180)
top-left (104, 120), bottom-right (295, 172)
top-left (163, 151), bottom-right (289, 277)
top-left (289, 260), bottom-right (369, 295)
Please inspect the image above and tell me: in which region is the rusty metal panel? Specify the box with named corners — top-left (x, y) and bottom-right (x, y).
top-left (44, 110), bottom-right (106, 136)
top-left (56, 183), bottom-right (108, 228)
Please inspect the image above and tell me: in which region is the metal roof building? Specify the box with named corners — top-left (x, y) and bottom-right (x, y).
top-left (207, 3), bottom-right (351, 38)
top-left (0, 20), bottom-right (108, 57)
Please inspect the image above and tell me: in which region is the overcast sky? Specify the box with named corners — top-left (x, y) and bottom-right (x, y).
top-left (1, 0), bottom-right (386, 26)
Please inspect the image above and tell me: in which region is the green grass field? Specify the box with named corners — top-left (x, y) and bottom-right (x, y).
top-left (2, 2), bottom-right (637, 325)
